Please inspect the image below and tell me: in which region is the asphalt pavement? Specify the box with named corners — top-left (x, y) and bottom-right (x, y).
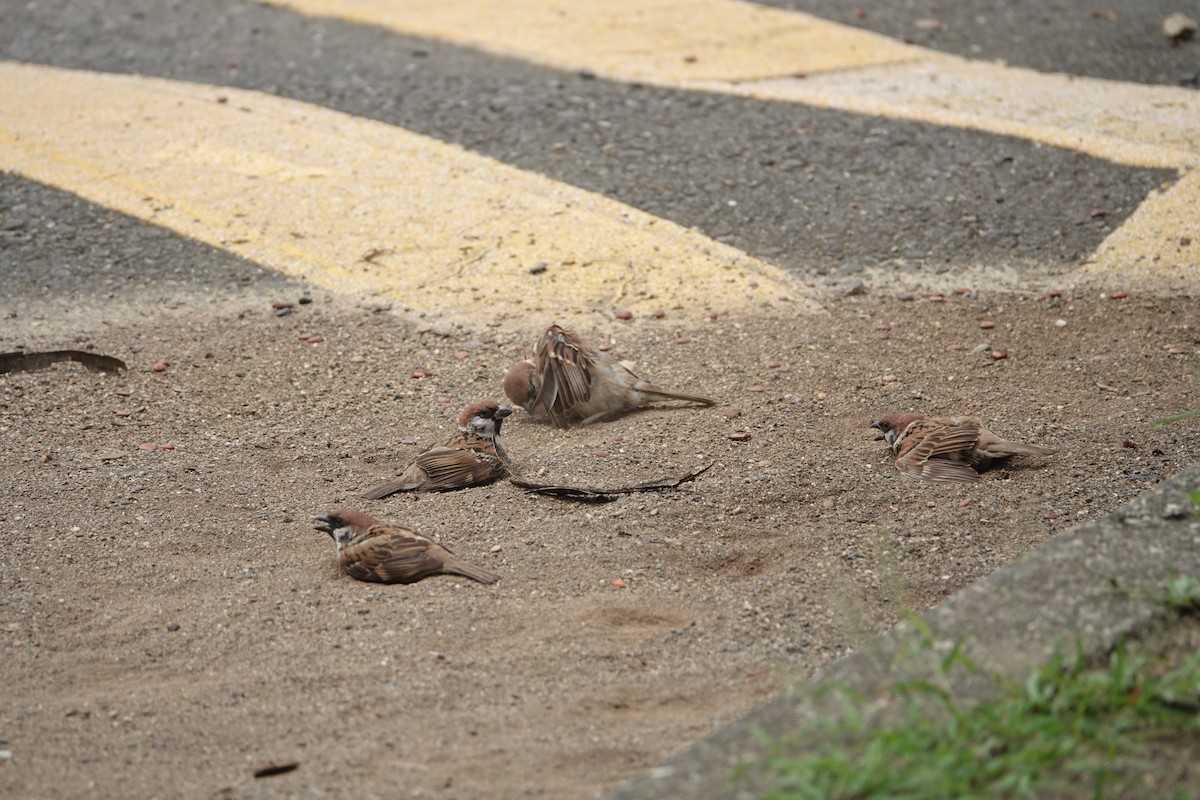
top-left (2, 0), bottom-right (1188, 286)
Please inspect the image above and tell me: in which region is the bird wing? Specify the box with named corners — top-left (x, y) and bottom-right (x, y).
top-left (412, 444), bottom-right (506, 491)
top-left (534, 327), bottom-right (594, 425)
top-left (895, 420), bottom-right (983, 483)
top-left (341, 531), bottom-right (444, 583)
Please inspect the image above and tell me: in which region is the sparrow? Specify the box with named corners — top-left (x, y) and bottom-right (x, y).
top-left (314, 508), bottom-right (499, 585)
top-left (871, 412), bottom-right (1055, 484)
top-left (361, 400), bottom-right (512, 499)
top-left (502, 324), bottom-right (714, 427)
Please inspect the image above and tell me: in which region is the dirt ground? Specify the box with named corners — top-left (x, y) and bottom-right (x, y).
top-left (1, 256), bottom-right (1198, 799)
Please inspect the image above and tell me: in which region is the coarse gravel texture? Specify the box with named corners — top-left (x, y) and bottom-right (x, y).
top-left (1, 0), bottom-right (1177, 282)
top-left (2, 175), bottom-right (1199, 799)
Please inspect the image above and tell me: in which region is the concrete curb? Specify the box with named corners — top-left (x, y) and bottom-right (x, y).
top-left (602, 464), bottom-right (1200, 800)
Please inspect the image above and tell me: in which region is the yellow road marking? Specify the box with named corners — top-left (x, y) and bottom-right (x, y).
top-left (268, 0), bottom-right (921, 82)
top-left (0, 61), bottom-right (810, 328)
top-left (269, 0), bottom-right (1200, 285)
top-left (1085, 170), bottom-right (1200, 284)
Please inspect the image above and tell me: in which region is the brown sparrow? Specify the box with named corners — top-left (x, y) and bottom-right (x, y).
top-left (315, 508), bottom-right (499, 585)
top-left (871, 412), bottom-right (1055, 484)
top-left (502, 324), bottom-right (714, 427)
top-left (361, 400), bottom-right (512, 499)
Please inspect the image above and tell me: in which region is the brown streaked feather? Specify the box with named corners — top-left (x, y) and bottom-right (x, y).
top-left (339, 525), bottom-right (499, 584)
top-left (412, 442), bottom-right (507, 490)
top-left (895, 454), bottom-right (982, 483)
top-left (533, 326), bottom-right (595, 426)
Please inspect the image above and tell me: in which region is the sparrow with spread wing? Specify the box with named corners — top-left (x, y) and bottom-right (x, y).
top-left (871, 412), bottom-right (1055, 484)
top-left (315, 508), bottom-right (499, 585)
top-left (361, 400), bottom-right (512, 499)
top-left (503, 324), bottom-right (713, 427)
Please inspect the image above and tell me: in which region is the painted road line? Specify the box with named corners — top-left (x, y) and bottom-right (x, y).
top-left (265, 0), bottom-right (1200, 169)
top-left (266, 0), bottom-right (1200, 285)
top-left (264, 0), bottom-right (922, 82)
top-left (0, 61), bottom-right (811, 328)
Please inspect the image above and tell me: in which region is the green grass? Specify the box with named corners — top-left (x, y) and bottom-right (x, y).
top-left (756, 586), bottom-right (1200, 800)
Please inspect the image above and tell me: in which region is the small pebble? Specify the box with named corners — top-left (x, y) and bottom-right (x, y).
top-left (705, 311), bottom-right (719, 320)
top-left (1055, 319), bottom-right (1067, 327)
top-left (305, 335), bottom-right (324, 344)
top-left (957, 498), bottom-right (973, 508)
top-left (652, 308), bottom-right (666, 319)
top-left (274, 307), bottom-right (294, 317)
top-left (928, 293), bottom-right (945, 302)
top-left (350, 356), bottom-right (366, 363)
top-left (1168, 345), bottom-right (1186, 355)
top-left (990, 349), bottom-right (1008, 360)
top-left (159, 443), bottom-right (175, 451)
top-left (729, 431), bottom-right (752, 442)
top-left (490, 544), bottom-right (503, 553)
top-left (1043, 513), bottom-right (1060, 521)
top-left (1122, 439), bottom-right (1138, 449)
top-left (151, 359), bottom-right (170, 372)
top-left (167, 623), bottom-right (181, 632)
top-left (767, 359), bottom-right (783, 368)
top-left (411, 369), bottom-right (431, 378)
top-left (611, 578), bottom-right (626, 589)
top-left (724, 407), bottom-right (743, 419)
top-left (528, 262), bottom-right (548, 275)
top-left (297, 295), bottom-right (313, 305)
top-left (747, 385), bottom-right (765, 393)
top-left (979, 321), bottom-right (995, 329)
top-left (896, 291), bottom-right (914, 302)
top-left (954, 287), bottom-right (972, 295)
top-left (1047, 290), bottom-right (1062, 298)
top-left (138, 442), bottom-right (156, 451)
top-left (271, 301), bottom-right (294, 310)
top-left (675, 337), bottom-right (692, 345)
top-left (436, 396), bottom-right (451, 404)
top-left (614, 309), bottom-right (633, 320)
top-left (875, 322), bottom-right (892, 330)
top-left (454, 350), bottom-right (469, 359)
top-left (882, 374), bottom-right (898, 383)
top-left (1109, 290), bottom-right (1128, 300)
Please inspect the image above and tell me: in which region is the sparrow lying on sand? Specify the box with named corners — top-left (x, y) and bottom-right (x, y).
top-left (502, 324), bottom-right (714, 427)
top-left (315, 508), bottom-right (499, 585)
top-left (361, 400), bottom-right (512, 499)
top-left (871, 412), bottom-right (1055, 484)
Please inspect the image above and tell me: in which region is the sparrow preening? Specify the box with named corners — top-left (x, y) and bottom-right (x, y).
top-left (361, 400), bottom-right (512, 499)
top-left (502, 324), bottom-right (714, 427)
top-left (871, 412), bottom-right (1055, 484)
top-left (314, 508), bottom-right (499, 585)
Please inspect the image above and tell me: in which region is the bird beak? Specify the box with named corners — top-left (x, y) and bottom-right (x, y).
top-left (313, 515), bottom-right (336, 536)
top-left (495, 406), bottom-right (513, 419)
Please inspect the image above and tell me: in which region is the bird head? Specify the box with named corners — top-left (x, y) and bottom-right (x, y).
top-left (870, 412), bottom-right (924, 447)
top-left (314, 508), bottom-right (379, 548)
top-left (501, 361), bottom-right (537, 409)
top-left (458, 400), bottom-right (512, 438)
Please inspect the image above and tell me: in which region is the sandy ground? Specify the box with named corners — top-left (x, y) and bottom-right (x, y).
top-left (2, 257), bottom-right (1197, 799)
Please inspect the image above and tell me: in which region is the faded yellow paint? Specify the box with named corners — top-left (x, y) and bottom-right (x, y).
top-left (264, 0), bottom-right (921, 81)
top-left (734, 60), bottom-right (1200, 171)
top-left (1083, 170), bottom-right (1200, 285)
top-left (263, 0), bottom-right (1200, 287)
top-left (0, 61), bottom-right (809, 329)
